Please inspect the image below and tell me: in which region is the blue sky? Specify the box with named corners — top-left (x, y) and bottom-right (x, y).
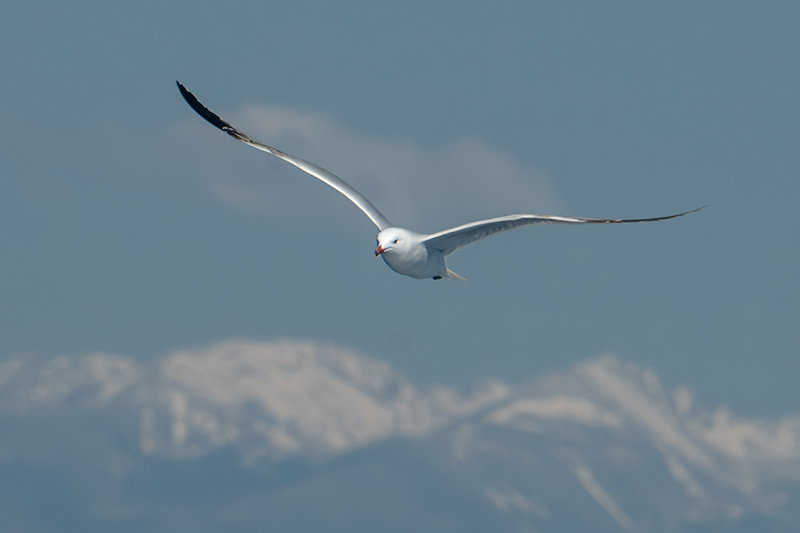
top-left (1, 1), bottom-right (799, 530)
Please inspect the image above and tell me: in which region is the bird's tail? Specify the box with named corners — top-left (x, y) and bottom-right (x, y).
top-left (444, 268), bottom-right (467, 281)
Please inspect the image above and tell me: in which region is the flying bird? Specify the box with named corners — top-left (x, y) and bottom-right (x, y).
top-left (177, 82), bottom-right (703, 281)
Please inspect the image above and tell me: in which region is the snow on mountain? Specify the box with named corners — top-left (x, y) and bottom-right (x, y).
top-left (1, 340), bottom-right (799, 532)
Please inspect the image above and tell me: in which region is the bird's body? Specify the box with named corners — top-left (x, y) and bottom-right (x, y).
top-left (177, 82), bottom-right (703, 281)
top-left (375, 227), bottom-right (455, 280)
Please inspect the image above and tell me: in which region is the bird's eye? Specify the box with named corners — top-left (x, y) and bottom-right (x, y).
top-left (393, 239), bottom-right (398, 244)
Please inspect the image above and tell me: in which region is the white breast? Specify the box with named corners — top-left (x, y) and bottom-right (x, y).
top-left (381, 242), bottom-right (447, 279)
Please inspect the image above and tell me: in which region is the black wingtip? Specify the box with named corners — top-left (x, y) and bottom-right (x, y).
top-left (175, 81), bottom-right (232, 132)
top-left (175, 80), bottom-right (193, 106)
top-left (678, 204), bottom-right (710, 218)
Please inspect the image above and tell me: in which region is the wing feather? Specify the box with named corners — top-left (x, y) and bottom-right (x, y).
top-left (423, 207), bottom-right (706, 256)
top-left (177, 82), bottom-right (393, 231)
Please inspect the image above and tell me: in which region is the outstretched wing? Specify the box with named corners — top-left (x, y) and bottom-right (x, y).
top-left (423, 207), bottom-right (705, 256)
top-left (177, 82), bottom-right (393, 231)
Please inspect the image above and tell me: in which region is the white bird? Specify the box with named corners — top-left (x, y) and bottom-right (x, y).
top-left (177, 82), bottom-right (703, 281)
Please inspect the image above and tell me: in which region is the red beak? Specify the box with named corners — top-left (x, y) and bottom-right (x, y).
top-left (374, 245), bottom-right (384, 257)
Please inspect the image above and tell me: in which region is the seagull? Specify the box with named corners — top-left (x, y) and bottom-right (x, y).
top-left (177, 82), bottom-right (703, 281)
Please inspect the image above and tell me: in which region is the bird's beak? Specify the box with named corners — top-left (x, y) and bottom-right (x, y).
top-left (374, 245), bottom-right (384, 258)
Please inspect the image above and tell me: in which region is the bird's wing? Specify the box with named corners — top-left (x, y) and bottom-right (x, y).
top-left (423, 207), bottom-right (705, 256)
top-left (177, 82), bottom-right (393, 231)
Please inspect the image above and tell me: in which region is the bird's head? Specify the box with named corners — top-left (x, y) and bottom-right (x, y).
top-left (375, 227), bottom-right (417, 258)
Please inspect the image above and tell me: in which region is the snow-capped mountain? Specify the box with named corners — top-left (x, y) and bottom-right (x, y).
top-left (2, 339), bottom-right (799, 532)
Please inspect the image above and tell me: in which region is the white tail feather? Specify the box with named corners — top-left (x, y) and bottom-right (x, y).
top-left (445, 268), bottom-right (467, 281)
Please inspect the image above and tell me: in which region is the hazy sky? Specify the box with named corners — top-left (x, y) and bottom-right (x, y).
top-left (1, 1), bottom-right (799, 530)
